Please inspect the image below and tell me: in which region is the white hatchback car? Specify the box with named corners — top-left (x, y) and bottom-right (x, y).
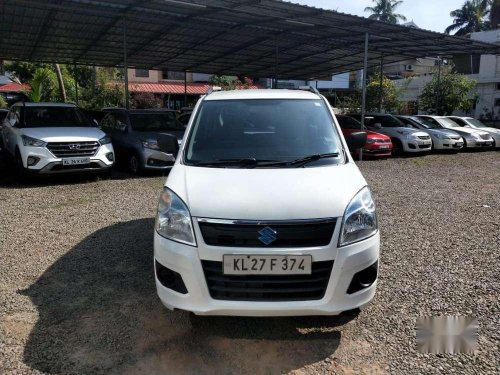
top-left (154, 89), bottom-right (379, 316)
top-left (1, 102), bottom-right (114, 175)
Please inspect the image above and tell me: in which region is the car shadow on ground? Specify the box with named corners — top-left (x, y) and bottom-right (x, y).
top-left (0, 152), bottom-right (167, 189)
top-left (21, 218), bottom-right (354, 375)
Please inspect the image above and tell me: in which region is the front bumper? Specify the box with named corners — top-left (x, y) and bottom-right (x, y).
top-left (432, 137), bottom-right (464, 150)
top-left (154, 221), bottom-right (380, 316)
top-left (20, 144), bottom-right (114, 174)
top-left (464, 138), bottom-right (493, 148)
top-left (141, 148), bottom-right (176, 170)
top-left (402, 138), bottom-right (432, 153)
top-left (357, 143), bottom-right (392, 157)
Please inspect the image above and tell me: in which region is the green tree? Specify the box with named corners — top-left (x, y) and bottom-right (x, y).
top-left (490, 0), bottom-right (500, 28)
top-left (0, 95), bottom-right (7, 108)
top-left (364, 0), bottom-right (407, 24)
top-left (419, 68), bottom-right (477, 115)
top-left (366, 73), bottom-right (400, 112)
top-left (445, 0), bottom-right (490, 35)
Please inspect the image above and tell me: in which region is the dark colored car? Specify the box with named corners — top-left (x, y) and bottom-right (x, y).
top-left (177, 112), bottom-right (191, 127)
top-left (100, 109), bottom-right (184, 174)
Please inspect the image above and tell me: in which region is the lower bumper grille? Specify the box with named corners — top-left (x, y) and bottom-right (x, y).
top-left (47, 141), bottom-right (99, 157)
top-left (202, 260), bottom-right (334, 301)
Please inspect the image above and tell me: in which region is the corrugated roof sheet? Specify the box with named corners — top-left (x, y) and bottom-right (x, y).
top-left (128, 81), bottom-right (262, 95)
top-left (0, 83), bottom-right (31, 92)
top-left (1, 0), bottom-right (499, 79)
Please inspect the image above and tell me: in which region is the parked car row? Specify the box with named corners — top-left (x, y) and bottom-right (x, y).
top-left (338, 112), bottom-right (498, 157)
top-left (0, 103), bottom-right (189, 176)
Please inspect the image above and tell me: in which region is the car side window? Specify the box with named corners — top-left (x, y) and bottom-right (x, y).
top-left (115, 114), bottom-right (128, 132)
top-left (453, 118), bottom-right (465, 126)
top-left (100, 114), bottom-right (112, 131)
top-left (8, 107), bottom-right (20, 127)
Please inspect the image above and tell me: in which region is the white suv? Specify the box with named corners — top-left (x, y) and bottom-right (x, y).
top-left (154, 89), bottom-right (379, 316)
top-left (1, 103), bottom-right (114, 175)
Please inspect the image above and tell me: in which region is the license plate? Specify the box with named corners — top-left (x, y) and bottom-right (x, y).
top-left (455, 142), bottom-right (464, 147)
top-left (62, 157), bottom-right (90, 166)
top-left (379, 145), bottom-right (389, 149)
top-left (223, 254), bottom-right (312, 275)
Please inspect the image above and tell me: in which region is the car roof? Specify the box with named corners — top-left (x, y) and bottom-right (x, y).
top-left (12, 102), bottom-right (77, 108)
top-left (204, 89), bottom-right (320, 101)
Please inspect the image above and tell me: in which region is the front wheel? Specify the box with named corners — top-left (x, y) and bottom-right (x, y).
top-left (391, 139), bottom-right (403, 157)
top-left (128, 153), bottom-right (142, 175)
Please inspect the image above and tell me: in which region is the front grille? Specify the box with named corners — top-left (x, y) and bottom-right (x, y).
top-left (47, 141), bottom-right (99, 157)
top-left (418, 136), bottom-right (430, 140)
top-left (202, 260), bottom-right (334, 301)
top-left (383, 139), bottom-right (392, 143)
top-left (198, 219), bottom-right (336, 248)
top-left (479, 134), bottom-right (491, 140)
top-left (419, 144), bottom-right (430, 149)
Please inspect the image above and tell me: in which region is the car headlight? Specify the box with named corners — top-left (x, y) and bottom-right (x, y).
top-left (438, 134), bottom-right (450, 140)
top-left (99, 136), bottom-right (112, 145)
top-left (142, 140), bottom-right (160, 150)
top-left (156, 188), bottom-right (196, 246)
top-left (22, 135), bottom-right (46, 147)
top-left (366, 138), bottom-right (376, 144)
top-left (471, 133), bottom-right (481, 140)
top-left (396, 130), bottom-right (411, 136)
top-left (339, 186), bottom-right (378, 247)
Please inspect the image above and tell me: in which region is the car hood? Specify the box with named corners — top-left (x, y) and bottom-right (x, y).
top-left (370, 127), bottom-right (427, 137)
top-left (365, 130), bottom-right (390, 139)
top-left (445, 127), bottom-right (482, 136)
top-left (424, 128), bottom-right (458, 137)
top-left (166, 162), bottom-right (367, 220)
top-left (21, 127), bottom-right (105, 142)
top-left (134, 130), bottom-right (185, 141)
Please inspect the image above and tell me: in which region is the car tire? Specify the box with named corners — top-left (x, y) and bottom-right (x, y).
top-left (391, 139), bottom-right (403, 157)
top-left (15, 149), bottom-right (27, 179)
top-left (128, 153), bottom-right (142, 175)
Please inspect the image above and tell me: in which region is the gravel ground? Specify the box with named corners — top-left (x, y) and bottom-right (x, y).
top-left (0, 151), bottom-right (499, 374)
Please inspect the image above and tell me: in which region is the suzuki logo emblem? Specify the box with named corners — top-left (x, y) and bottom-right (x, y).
top-left (258, 227), bottom-right (277, 245)
top-left (68, 144), bottom-right (80, 150)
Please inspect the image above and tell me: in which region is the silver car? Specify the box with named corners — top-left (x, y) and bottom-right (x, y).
top-left (396, 115), bottom-right (463, 152)
top-left (448, 116), bottom-right (500, 149)
top-left (417, 116), bottom-right (493, 149)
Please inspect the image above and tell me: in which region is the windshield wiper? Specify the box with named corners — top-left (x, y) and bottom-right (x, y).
top-left (192, 158), bottom-right (278, 168)
top-left (287, 152), bottom-right (340, 168)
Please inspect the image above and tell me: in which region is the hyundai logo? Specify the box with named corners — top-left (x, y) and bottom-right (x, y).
top-left (258, 226), bottom-right (277, 245)
top-left (68, 144), bottom-right (80, 150)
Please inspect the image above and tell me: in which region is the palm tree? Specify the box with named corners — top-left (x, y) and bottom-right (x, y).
top-left (490, 0), bottom-right (500, 29)
top-left (364, 0), bottom-right (407, 24)
top-left (445, 0), bottom-right (490, 36)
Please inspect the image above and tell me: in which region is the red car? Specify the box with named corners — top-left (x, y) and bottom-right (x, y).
top-left (337, 115), bottom-right (393, 157)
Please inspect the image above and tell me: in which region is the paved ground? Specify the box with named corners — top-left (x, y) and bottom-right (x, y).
top-left (0, 151), bottom-right (499, 374)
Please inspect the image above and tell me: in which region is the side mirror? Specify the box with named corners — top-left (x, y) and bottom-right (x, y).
top-left (346, 131), bottom-right (368, 150)
top-left (158, 133), bottom-right (180, 156)
top-left (373, 123), bottom-right (382, 129)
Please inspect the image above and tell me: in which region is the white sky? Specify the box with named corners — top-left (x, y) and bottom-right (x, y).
top-left (293, 0), bottom-right (465, 33)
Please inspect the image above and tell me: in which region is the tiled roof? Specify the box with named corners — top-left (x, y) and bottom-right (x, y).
top-left (128, 81), bottom-right (261, 95)
top-left (0, 82), bottom-right (31, 92)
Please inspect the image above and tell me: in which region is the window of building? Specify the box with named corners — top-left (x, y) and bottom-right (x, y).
top-left (496, 83), bottom-right (500, 91)
top-left (162, 70), bottom-right (185, 80)
top-left (135, 69), bottom-right (150, 78)
top-left (494, 98), bottom-right (500, 107)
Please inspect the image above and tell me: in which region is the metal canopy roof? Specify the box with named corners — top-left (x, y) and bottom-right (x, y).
top-left (1, 0), bottom-right (499, 79)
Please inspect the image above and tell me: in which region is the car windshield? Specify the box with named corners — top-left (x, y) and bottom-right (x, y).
top-left (22, 106), bottom-right (92, 128)
top-left (438, 118), bottom-right (460, 128)
top-left (185, 99), bottom-right (344, 167)
top-left (337, 116), bottom-right (362, 129)
top-left (372, 115), bottom-right (404, 128)
top-left (129, 113), bottom-right (184, 132)
top-left (466, 118), bottom-right (487, 128)
top-left (409, 117), bottom-right (439, 129)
